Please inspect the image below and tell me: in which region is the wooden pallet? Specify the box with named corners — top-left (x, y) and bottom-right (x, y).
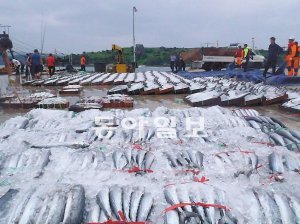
top-left (263, 94), bottom-right (289, 106)
top-left (102, 101), bottom-right (134, 108)
top-left (157, 86), bottom-right (174, 95)
top-left (185, 97), bottom-right (221, 107)
top-left (37, 102), bottom-right (70, 109)
top-left (59, 89), bottom-right (81, 95)
top-left (69, 103), bottom-right (103, 112)
top-left (243, 96), bottom-right (266, 106)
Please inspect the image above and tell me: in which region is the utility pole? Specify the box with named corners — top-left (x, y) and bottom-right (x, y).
top-left (133, 6), bottom-right (137, 68)
top-left (252, 37), bottom-right (255, 49)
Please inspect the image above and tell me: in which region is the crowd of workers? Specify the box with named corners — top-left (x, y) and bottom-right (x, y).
top-left (170, 54), bottom-right (186, 73)
top-left (0, 35), bottom-right (88, 80)
top-left (234, 36), bottom-right (300, 77)
top-left (1, 36), bottom-right (300, 79)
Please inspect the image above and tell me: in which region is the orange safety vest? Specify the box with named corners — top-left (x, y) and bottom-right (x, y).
top-left (47, 56), bottom-right (55, 66)
top-left (286, 42), bottom-right (297, 58)
top-left (296, 45), bottom-right (300, 57)
top-left (80, 56), bottom-right (86, 65)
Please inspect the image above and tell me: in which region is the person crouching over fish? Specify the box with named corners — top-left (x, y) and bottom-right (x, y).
top-left (0, 37), bottom-right (13, 75)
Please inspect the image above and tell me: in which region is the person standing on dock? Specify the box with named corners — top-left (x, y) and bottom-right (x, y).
top-left (175, 54), bottom-right (180, 72)
top-left (286, 36), bottom-right (298, 76)
top-left (179, 57), bottom-right (186, 71)
top-left (80, 52), bottom-right (86, 72)
top-left (25, 53), bottom-right (32, 80)
top-left (234, 45), bottom-right (243, 67)
top-left (0, 37), bottom-right (13, 75)
top-left (170, 55), bottom-right (176, 73)
top-left (47, 53), bottom-right (55, 76)
top-left (31, 49), bottom-right (43, 79)
top-left (263, 37), bottom-right (283, 78)
top-left (243, 44), bottom-right (252, 72)
top-left (294, 41), bottom-right (299, 76)
top-left (11, 59), bottom-right (21, 75)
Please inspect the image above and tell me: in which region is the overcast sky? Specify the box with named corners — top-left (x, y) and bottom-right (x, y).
top-left (1, 0), bottom-right (300, 54)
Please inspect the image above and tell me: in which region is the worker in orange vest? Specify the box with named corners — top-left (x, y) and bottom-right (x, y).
top-left (234, 45), bottom-right (243, 67)
top-left (294, 41), bottom-right (300, 76)
top-left (47, 53), bottom-right (55, 76)
top-left (80, 52), bottom-right (86, 72)
top-left (286, 36), bottom-right (298, 76)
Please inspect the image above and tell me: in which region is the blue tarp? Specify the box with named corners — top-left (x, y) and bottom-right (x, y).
top-left (178, 69), bottom-right (300, 85)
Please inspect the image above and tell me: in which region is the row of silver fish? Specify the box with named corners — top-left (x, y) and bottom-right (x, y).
top-left (164, 150), bottom-right (204, 170)
top-left (88, 186), bottom-right (153, 222)
top-left (269, 152), bottom-right (300, 173)
top-left (0, 148), bottom-right (50, 178)
top-left (164, 185), bottom-right (300, 224)
top-left (232, 108), bottom-right (260, 117)
top-left (112, 149), bottom-right (155, 171)
top-left (164, 185), bottom-right (237, 224)
top-left (0, 185), bottom-right (85, 224)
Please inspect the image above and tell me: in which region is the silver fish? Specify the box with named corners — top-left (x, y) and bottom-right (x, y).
top-left (45, 192), bottom-right (66, 224)
top-left (270, 117), bottom-right (286, 128)
top-left (269, 152), bottom-right (284, 173)
top-left (253, 189), bottom-right (281, 224)
top-left (164, 186), bottom-right (181, 209)
top-left (276, 129), bottom-right (299, 145)
top-left (164, 210), bottom-right (180, 224)
top-left (137, 150), bottom-right (147, 168)
top-left (137, 192), bottom-right (153, 221)
top-left (269, 133), bottom-right (285, 146)
top-left (195, 152), bottom-right (204, 169)
top-left (165, 152), bottom-right (178, 168)
top-left (122, 187), bottom-right (133, 221)
top-left (248, 153), bottom-right (259, 170)
top-left (87, 202), bottom-right (100, 223)
top-left (287, 195), bottom-right (300, 223)
top-left (283, 154), bottom-right (300, 171)
top-left (97, 187), bottom-right (113, 219)
top-left (30, 142), bottom-right (90, 149)
top-left (189, 190), bottom-right (207, 223)
top-left (109, 186), bottom-right (123, 220)
top-left (143, 152), bottom-right (155, 170)
top-left (129, 189), bottom-right (144, 221)
top-left (112, 151), bottom-right (127, 170)
top-left (177, 188), bottom-right (192, 213)
top-left (274, 193), bottom-right (297, 224)
top-left (290, 130), bottom-right (300, 141)
top-left (62, 185), bottom-right (85, 224)
top-left (8, 188), bottom-right (36, 223)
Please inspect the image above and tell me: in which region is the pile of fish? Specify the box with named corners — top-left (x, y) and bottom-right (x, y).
top-left (185, 77), bottom-right (288, 106)
top-left (37, 97), bottom-right (70, 109)
top-left (0, 185), bottom-right (85, 224)
top-left (281, 89), bottom-right (300, 113)
top-left (87, 186), bottom-right (154, 222)
top-left (164, 184), bottom-right (300, 224)
top-left (59, 84), bottom-right (83, 94)
top-left (69, 94), bottom-right (134, 112)
top-left (112, 149), bottom-right (155, 172)
top-left (245, 115), bottom-right (300, 151)
top-left (0, 91), bottom-right (58, 109)
top-left (164, 150), bottom-right (204, 170)
top-left (0, 106), bottom-right (299, 223)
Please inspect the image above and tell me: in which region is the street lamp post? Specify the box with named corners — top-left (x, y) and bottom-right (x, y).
top-left (133, 6), bottom-right (137, 68)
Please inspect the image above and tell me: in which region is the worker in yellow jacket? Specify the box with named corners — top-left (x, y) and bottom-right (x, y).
top-left (286, 36), bottom-right (298, 76)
